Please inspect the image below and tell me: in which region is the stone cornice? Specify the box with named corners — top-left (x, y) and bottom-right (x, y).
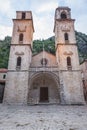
top-left (56, 43), bottom-right (76, 45)
top-left (55, 19), bottom-right (75, 22)
top-left (55, 43), bottom-right (77, 51)
top-left (60, 70), bottom-right (81, 72)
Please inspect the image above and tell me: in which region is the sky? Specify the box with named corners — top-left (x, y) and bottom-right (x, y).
top-left (0, 0), bottom-right (87, 40)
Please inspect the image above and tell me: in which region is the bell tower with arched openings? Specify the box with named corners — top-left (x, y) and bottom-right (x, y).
top-left (54, 7), bottom-right (85, 104)
top-left (4, 11), bottom-right (34, 104)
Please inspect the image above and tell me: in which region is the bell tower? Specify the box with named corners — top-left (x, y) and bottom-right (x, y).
top-left (4, 11), bottom-right (34, 104)
top-left (54, 7), bottom-right (85, 104)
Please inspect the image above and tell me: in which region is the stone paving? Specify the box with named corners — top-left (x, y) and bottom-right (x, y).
top-left (0, 104), bottom-right (87, 130)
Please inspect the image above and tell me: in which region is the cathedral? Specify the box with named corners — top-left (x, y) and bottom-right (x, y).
top-left (3, 7), bottom-right (85, 105)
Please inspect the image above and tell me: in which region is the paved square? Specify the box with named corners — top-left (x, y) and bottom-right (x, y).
top-left (0, 104), bottom-right (87, 130)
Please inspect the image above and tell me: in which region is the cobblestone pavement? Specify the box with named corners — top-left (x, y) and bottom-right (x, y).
top-left (0, 104), bottom-right (87, 130)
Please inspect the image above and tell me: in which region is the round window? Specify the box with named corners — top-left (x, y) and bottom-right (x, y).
top-left (41, 58), bottom-right (48, 65)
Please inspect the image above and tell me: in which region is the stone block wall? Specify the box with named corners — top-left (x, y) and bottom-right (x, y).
top-left (3, 71), bottom-right (29, 104)
top-left (60, 71), bottom-right (85, 104)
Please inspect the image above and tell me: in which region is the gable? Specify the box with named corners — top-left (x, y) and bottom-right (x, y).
top-left (31, 51), bottom-right (57, 66)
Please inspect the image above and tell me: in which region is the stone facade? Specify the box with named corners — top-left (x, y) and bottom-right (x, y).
top-left (80, 60), bottom-right (87, 102)
top-left (3, 7), bottom-right (85, 105)
top-left (3, 11), bottom-right (33, 104)
top-left (54, 7), bottom-right (85, 104)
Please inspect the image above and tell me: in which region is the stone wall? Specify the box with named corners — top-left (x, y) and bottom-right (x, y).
top-left (8, 46), bottom-right (31, 70)
top-left (80, 60), bottom-right (87, 102)
top-left (60, 71), bottom-right (85, 104)
top-left (3, 71), bottom-right (29, 104)
top-left (56, 45), bottom-right (80, 70)
top-left (31, 51), bottom-right (57, 67)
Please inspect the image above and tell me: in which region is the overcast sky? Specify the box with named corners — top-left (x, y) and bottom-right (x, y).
top-left (0, 0), bottom-right (87, 40)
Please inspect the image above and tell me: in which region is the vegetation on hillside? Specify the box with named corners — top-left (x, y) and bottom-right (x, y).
top-left (0, 36), bottom-right (11, 68)
top-left (75, 31), bottom-right (87, 63)
top-left (33, 38), bottom-right (55, 55)
top-left (0, 31), bottom-right (87, 68)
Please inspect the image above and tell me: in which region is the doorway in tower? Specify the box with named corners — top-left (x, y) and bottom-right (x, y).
top-left (40, 87), bottom-right (48, 102)
top-left (0, 83), bottom-right (5, 103)
top-left (28, 72), bottom-right (60, 104)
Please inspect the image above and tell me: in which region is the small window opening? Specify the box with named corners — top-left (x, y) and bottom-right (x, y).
top-left (41, 58), bottom-right (48, 66)
top-left (61, 12), bottom-right (67, 19)
top-left (67, 57), bottom-right (72, 70)
top-left (16, 57), bottom-right (21, 70)
top-left (3, 74), bottom-right (6, 79)
top-left (22, 12), bottom-right (26, 19)
top-left (19, 33), bottom-right (23, 43)
top-left (64, 33), bottom-right (69, 43)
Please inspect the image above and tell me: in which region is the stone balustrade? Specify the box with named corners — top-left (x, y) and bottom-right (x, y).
top-left (29, 66), bottom-right (58, 72)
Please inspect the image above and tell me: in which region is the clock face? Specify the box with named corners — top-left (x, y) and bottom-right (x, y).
top-left (61, 25), bottom-right (71, 31)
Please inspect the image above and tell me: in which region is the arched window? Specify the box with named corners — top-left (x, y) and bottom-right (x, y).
top-left (67, 57), bottom-right (72, 70)
top-left (22, 12), bottom-right (26, 19)
top-left (61, 12), bottom-right (67, 19)
top-left (64, 33), bottom-right (69, 41)
top-left (19, 33), bottom-right (23, 43)
top-left (16, 57), bottom-right (21, 69)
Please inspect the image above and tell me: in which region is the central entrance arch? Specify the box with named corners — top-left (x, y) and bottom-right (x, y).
top-left (28, 72), bottom-right (60, 104)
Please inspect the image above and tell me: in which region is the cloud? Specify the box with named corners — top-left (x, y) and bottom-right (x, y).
top-left (0, 0), bottom-right (13, 39)
top-left (29, 0), bottom-right (59, 39)
top-left (0, 0), bottom-right (59, 40)
top-left (75, 14), bottom-right (87, 34)
top-left (0, 0), bottom-right (14, 17)
top-left (30, 0), bottom-right (58, 13)
top-left (33, 14), bottom-right (54, 40)
top-left (0, 0), bottom-right (11, 12)
top-left (65, 0), bottom-right (86, 6)
top-left (37, 1), bottom-right (58, 13)
top-left (0, 0), bottom-right (87, 40)
top-left (65, 0), bottom-right (87, 12)
top-left (0, 25), bottom-right (12, 40)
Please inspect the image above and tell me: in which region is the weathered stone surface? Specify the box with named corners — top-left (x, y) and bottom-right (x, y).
top-left (0, 104), bottom-right (87, 130)
top-left (80, 60), bottom-right (87, 102)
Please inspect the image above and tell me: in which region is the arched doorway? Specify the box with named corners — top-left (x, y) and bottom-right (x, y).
top-left (28, 72), bottom-right (60, 104)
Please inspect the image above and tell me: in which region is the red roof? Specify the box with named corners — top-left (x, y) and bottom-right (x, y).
top-left (0, 80), bottom-right (6, 83)
top-left (0, 68), bottom-right (8, 73)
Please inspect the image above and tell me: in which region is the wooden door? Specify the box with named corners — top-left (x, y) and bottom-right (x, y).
top-left (40, 87), bottom-right (48, 102)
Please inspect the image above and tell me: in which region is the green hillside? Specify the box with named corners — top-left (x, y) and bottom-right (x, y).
top-left (0, 31), bottom-right (87, 68)
top-left (0, 36), bottom-right (11, 68)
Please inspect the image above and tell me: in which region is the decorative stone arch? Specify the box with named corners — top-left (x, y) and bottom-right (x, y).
top-left (27, 72), bottom-right (60, 104)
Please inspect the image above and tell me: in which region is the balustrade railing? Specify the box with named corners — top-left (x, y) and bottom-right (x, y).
top-left (29, 66), bottom-right (58, 72)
